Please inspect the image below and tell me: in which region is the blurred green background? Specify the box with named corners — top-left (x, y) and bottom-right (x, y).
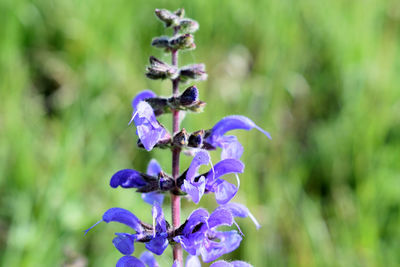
top-left (1, 0), bottom-right (400, 266)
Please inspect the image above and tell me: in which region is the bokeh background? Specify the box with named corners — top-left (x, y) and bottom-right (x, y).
top-left (1, 0), bottom-right (400, 266)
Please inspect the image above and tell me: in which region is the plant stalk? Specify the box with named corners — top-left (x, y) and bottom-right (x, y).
top-left (171, 27), bottom-right (183, 265)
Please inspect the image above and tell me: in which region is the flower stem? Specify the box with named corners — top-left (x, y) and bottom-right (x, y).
top-left (171, 27), bottom-right (183, 265)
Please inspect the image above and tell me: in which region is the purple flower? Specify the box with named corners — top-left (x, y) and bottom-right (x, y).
top-left (118, 252), bottom-right (253, 267)
top-left (204, 115), bottom-right (271, 159)
top-left (181, 151), bottom-right (210, 204)
top-left (110, 169), bottom-right (147, 189)
top-left (110, 159), bottom-right (174, 202)
top-left (116, 256), bottom-right (146, 267)
top-left (85, 203), bottom-right (169, 259)
top-left (131, 90), bottom-right (157, 111)
top-left (130, 99), bottom-right (169, 151)
top-left (180, 151), bottom-right (244, 204)
top-left (117, 251), bottom-right (160, 267)
top-left (172, 255), bottom-right (201, 267)
top-left (174, 207), bottom-right (242, 263)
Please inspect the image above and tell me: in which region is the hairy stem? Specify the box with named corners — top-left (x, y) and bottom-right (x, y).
top-left (171, 27), bottom-right (183, 265)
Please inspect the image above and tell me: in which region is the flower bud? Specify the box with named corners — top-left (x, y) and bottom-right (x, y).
top-left (173, 128), bottom-right (189, 147)
top-left (179, 64), bottom-right (207, 82)
top-left (146, 56), bottom-right (178, 80)
top-left (188, 130), bottom-right (204, 148)
top-left (169, 34), bottom-right (195, 51)
top-left (159, 172), bottom-right (175, 191)
top-left (174, 8), bottom-right (185, 19)
top-left (154, 9), bottom-right (180, 27)
top-left (179, 86), bottom-right (199, 106)
top-left (151, 36), bottom-right (170, 49)
top-left (179, 18), bottom-right (199, 34)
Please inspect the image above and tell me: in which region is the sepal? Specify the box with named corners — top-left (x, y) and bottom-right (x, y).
top-left (179, 18), bottom-right (199, 34)
top-left (151, 34), bottom-right (195, 52)
top-left (179, 64), bottom-right (207, 82)
top-left (154, 8), bottom-right (180, 27)
top-left (173, 128), bottom-right (189, 147)
top-left (146, 56), bottom-right (178, 80)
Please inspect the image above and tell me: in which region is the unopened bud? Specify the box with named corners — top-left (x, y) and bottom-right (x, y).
top-left (188, 130), bottom-right (204, 148)
top-left (155, 9), bottom-right (180, 27)
top-left (174, 8), bottom-right (185, 19)
top-left (179, 64), bottom-right (207, 82)
top-left (151, 36), bottom-right (170, 49)
top-left (146, 56), bottom-right (178, 80)
top-left (179, 86), bottom-right (199, 106)
top-left (173, 128), bottom-right (189, 147)
top-left (179, 18), bottom-right (199, 34)
top-left (159, 172), bottom-right (175, 191)
top-left (169, 34), bottom-right (195, 51)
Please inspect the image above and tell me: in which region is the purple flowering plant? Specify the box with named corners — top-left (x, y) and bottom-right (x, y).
top-left (85, 8), bottom-right (270, 266)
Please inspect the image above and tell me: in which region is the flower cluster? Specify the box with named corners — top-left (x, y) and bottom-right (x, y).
top-left (85, 8), bottom-right (270, 267)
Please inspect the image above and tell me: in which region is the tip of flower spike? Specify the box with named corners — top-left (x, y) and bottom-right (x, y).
top-left (84, 219), bottom-right (103, 235)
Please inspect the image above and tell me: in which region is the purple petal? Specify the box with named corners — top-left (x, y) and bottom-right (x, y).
top-left (182, 176), bottom-right (206, 204)
top-left (142, 192), bottom-right (164, 206)
top-left (172, 260), bottom-right (180, 267)
top-left (199, 240), bottom-right (226, 263)
top-left (186, 151), bottom-right (210, 182)
top-left (183, 208), bottom-right (209, 235)
top-left (132, 90), bottom-right (157, 111)
top-left (102, 208), bottom-right (143, 232)
top-left (208, 208), bottom-right (233, 228)
top-left (231, 261), bottom-right (253, 267)
top-left (116, 256), bottom-right (146, 267)
top-left (215, 180), bottom-right (238, 205)
top-left (113, 233), bottom-right (135, 255)
top-left (139, 251), bottom-right (159, 267)
top-left (210, 261), bottom-right (232, 267)
top-left (200, 230), bottom-right (242, 262)
top-left (145, 235), bottom-right (169, 255)
top-left (221, 203), bottom-right (260, 229)
top-left (185, 255), bottom-right (201, 267)
top-left (216, 230), bottom-right (242, 254)
top-left (152, 202), bottom-right (166, 232)
top-left (210, 115), bottom-right (271, 140)
top-left (110, 169), bottom-right (147, 188)
top-left (173, 235), bottom-right (201, 256)
top-left (135, 101), bottom-right (166, 151)
top-left (146, 159), bottom-right (162, 176)
top-left (206, 159), bottom-right (244, 182)
top-left (135, 101), bottom-right (159, 127)
top-left (219, 135), bottom-right (244, 160)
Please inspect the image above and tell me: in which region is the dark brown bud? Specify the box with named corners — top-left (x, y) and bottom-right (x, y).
top-left (172, 128), bottom-right (189, 147)
top-left (188, 130), bottom-right (205, 148)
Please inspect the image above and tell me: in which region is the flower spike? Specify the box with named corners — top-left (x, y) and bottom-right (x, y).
top-left (87, 8), bottom-right (266, 266)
